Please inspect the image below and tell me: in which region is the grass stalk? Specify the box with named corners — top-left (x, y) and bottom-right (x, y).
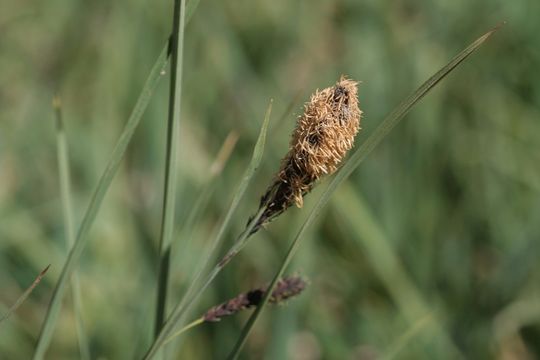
top-left (163, 318), bottom-right (205, 345)
top-left (143, 102), bottom-right (272, 359)
top-left (171, 131), bottom-right (239, 271)
top-left (227, 24), bottom-right (502, 360)
top-left (33, 42), bottom-right (170, 360)
top-left (31, 2), bottom-right (204, 357)
top-left (154, 0), bottom-right (187, 335)
top-left (334, 185), bottom-right (461, 356)
top-left (0, 265), bottom-right (50, 325)
top-left (145, 207), bottom-right (267, 359)
top-left (382, 314), bottom-right (434, 359)
top-left (53, 96), bottom-right (91, 360)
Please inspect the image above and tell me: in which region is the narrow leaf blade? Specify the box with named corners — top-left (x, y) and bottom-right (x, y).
top-left (143, 100), bottom-right (272, 359)
top-left (0, 265), bottom-right (50, 325)
top-left (54, 96), bottom-right (91, 360)
top-left (227, 25), bottom-right (502, 360)
top-left (32, 3), bottom-right (203, 356)
top-left (154, 0), bottom-right (187, 335)
top-left (33, 43), bottom-right (170, 360)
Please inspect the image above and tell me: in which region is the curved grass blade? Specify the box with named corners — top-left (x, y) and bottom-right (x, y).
top-left (171, 131), bottom-right (239, 269)
top-left (143, 101), bottom-right (272, 359)
top-left (227, 25), bottom-right (503, 360)
top-left (53, 96), bottom-right (91, 360)
top-left (154, 0), bottom-right (187, 336)
top-left (383, 314), bottom-right (434, 360)
top-left (32, 2), bottom-right (204, 357)
top-left (0, 265), bottom-right (50, 325)
top-left (333, 185), bottom-right (461, 357)
top-left (180, 132), bottom-right (239, 242)
top-left (33, 43), bottom-right (170, 360)
top-left (185, 0), bottom-right (200, 21)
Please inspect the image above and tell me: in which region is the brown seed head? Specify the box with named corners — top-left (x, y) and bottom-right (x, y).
top-left (253, 76), bottom-right (361, 230)
top-left (202, 275), bottom-right (307, 322)
top-left (281, 75), bottom-right (361, 206)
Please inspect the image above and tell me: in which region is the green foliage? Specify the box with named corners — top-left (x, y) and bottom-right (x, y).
top-left (228, 26), bottom-right (499, 359)
top-left (0, 0), bottom-right (539, 359)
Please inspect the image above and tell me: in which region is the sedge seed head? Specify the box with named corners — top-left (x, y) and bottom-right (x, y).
top-left (253, 76), bottom-right (362, 230)
top-left (202, 276), bottom-right (307, 322)
top-left (279, 75), bottom-right (361, 207)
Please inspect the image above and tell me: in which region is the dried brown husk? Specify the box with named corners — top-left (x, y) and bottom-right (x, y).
top-left (254, 76), bottom-right (362, 231)
top-left (202, 276), bottom-right (307, 322)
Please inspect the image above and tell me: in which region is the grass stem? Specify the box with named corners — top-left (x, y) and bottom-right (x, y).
top-left (0, 265), bottom-right (50, 325)
top-left (163, 318), bottom-right (204, 345)
top-left (154, 0), bottom-right (187, 336)
top-left (31, 1), bottom-right (203, 357)
top-left (33, 40), bottom-right (170, 360)
top-left (144, 103), bottom-right (272, 359)
top-left (53, 96), bottom-right (91, 360)
top-left (227, 24), bottom-right (502, 360)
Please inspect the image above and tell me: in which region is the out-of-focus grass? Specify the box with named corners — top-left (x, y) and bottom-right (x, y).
top-left (0, 0), bottom-right (539, 358)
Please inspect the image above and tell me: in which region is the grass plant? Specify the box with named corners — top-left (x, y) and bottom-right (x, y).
top-left (1, 1), bottom-right (535, 358)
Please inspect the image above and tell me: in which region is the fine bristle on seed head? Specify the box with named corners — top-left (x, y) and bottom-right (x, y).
top-left (283, 76), bottom-right (361, 206)
top-left (252, 76), bottom-right (362, 231)
top-left (295, 76), bottom-right (361, 177)
top-left (202, 276), bottom-right (307, 322)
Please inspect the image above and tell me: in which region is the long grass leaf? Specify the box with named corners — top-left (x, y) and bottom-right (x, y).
top-left (383, 314), bottom-right (434, 360)
top-left (0, 265), bottom-right (50, 325)
top-left (32, 2), bottom-right (204, 356)
top-left (185, 0), bottom-right (200, 21)
top-left (227, 25), bottom-right (502, 359)
top-left (334, 185), bottom-right (461, 357)
top-left (53, 96), bottom-right (91, 360)
top-left (33, 43), bottom-right (170, 360)
top-left (154, 0), bottom-right (187, 335)
top-left (171, 131), bottom-right (239, 270)
top-left (143, 101), bottom-right (272, 359)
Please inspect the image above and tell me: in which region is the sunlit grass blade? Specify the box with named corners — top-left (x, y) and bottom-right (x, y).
top-left (333, 184), bottom-right (461, 357)
top-left (154, 0), bottom-right (187, 336)
top-left (185, 0), bottom-right (200, 21)
top-left (53, 96), bottom-right (91, 360)
top-left (163, 318), bottom-right (204, 345)
top-left (208, 131), bottom-right (240, 177)
top-left (227, 25), bottom-right (502, 359)
top-left (188, 132), bottom-right (239, 216)
top-left (0, 265), bottom-right (50, 325)
top-left (33, 42), bottom-right (170, 360)
top-left (383, 313), bottom-right (434, 360)
top-left (143, 100), bottom-right (272, 359)
top-left (493, 297), bottom-right (540, 348)
top-left (32, 2), bottom-right (204, 355)
top-left (171, 131), bottom-right (239, 268)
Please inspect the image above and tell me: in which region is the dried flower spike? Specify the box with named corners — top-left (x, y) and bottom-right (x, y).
top-left (202, 276), bottom-right (307, 322)
top-left (254, 76), bottom-right (362, 230)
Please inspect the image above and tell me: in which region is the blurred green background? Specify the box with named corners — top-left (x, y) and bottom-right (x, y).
top-left (1, 0), bottom-right (539, 358)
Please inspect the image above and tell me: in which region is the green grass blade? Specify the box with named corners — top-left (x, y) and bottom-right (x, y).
top-left (205, 101), bottom-right (272, 254)
top-left (154, 0), bottom-right (187, 336)
top-left (185, 0), bottom-right (200, 21)
top-left (383, 313), bottom-right (434, 360)
top-left (143, 101), bottom-right (272, 359)
top-left (32, 2), bottom-right (203, 354)
top-left (171, 131), bottom-right (239, 270)
top-left (227, 25), bottom-right (502, 360)
top-left (0, 265), bottom-right (50, 325)
top-left (53, 96), bottom-right (91, 360)
top-left (33, 42), bottom-right (171, 360)
top-left (333, 185), bottom-right (462, 357)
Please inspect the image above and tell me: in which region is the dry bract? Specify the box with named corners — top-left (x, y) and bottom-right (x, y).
top-left (203, 276), bottom-right (307, 322)
top-left (254, 76), bottom-right (362, 231)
